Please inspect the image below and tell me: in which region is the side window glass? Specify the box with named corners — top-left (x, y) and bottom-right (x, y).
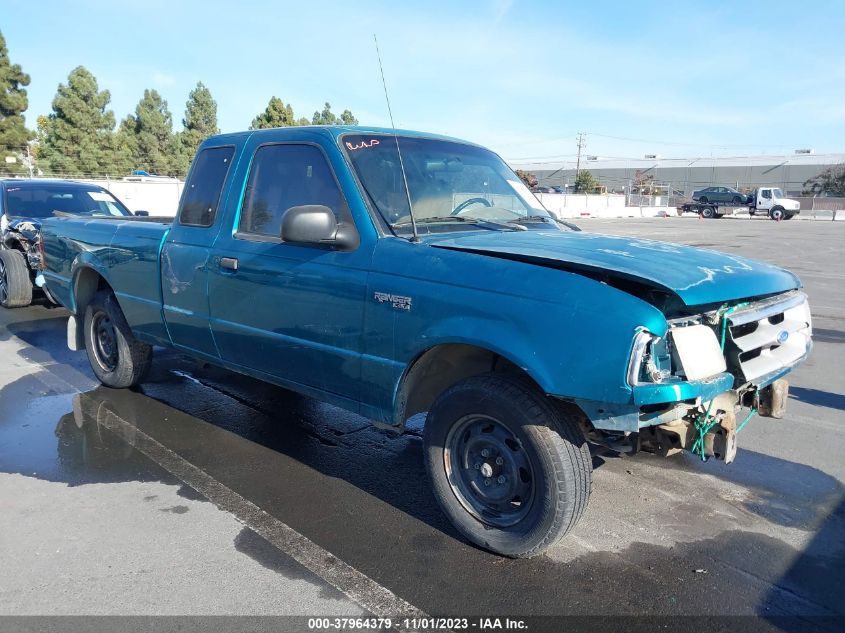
top-left (178, 146), bottom-right (235, 227)
top-left (238, 144), bottom-right (349, 238)
top-left (762, 189), bottom-right (772, 199)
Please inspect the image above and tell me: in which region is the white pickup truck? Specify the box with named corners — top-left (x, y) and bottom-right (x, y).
top-left (679, 186), bottom-right (801, 220)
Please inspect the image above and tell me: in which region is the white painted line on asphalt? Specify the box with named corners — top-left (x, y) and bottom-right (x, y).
top-left (78, 391), bottom-right (429, 625)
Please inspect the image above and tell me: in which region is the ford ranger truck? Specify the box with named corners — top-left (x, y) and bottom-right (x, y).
top-left (38, 127), bottom-right (813, 558)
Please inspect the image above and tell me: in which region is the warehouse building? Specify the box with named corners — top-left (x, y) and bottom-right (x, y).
top-left (511, 151), bottom-right (845, 197)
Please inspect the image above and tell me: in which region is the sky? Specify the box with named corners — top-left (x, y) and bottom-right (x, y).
top-left (4, 0), bottom-right (845, 164)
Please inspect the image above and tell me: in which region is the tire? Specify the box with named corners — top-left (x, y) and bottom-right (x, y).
top-left (699, 196), bottom-right (709, 203)
top-left (0, 249), bottom-right (33, 308)
top-left (732, 196), bottom-right (741, 204)
top-left (749, 210), bottom-right (756, 216)
top-left (770, 206), bottom-right (785, 221)
top-left (423, 374), bottom-right (592, 558)
top-left (783, 213), bottom-right (795, 220)
top-left (83, 289), bottom-right (152, 388)
top-left (701, 206), bottom-right (716, 219)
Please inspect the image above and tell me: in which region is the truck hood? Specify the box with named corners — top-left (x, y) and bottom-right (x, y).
top-left (428, 230), bottom-right (800, 307)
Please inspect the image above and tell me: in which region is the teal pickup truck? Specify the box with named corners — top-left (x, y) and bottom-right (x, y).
top-left (38, 126), bottom-right (812, 557)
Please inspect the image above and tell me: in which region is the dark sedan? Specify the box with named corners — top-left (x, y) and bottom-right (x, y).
top-left (1, 179), bottom-right (134, 308)
top-left (692, 186), bottom-right (750, 204)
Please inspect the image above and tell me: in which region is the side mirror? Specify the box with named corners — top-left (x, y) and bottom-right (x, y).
top-left (280, 205), bottom-right (357, 250)
top-left (134, 210), bottom-right (150, 217)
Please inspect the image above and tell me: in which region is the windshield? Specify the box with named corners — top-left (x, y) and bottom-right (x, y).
top-left (343, 134), bottom-right (554, 234)
top-left (772, 188), bottom-right (785, 199)
top-left (3, 185), bottom-right (132, 219)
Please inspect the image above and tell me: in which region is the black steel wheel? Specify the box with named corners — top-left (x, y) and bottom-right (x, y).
top-left (701, 206), bottom-right (716, 219)
top-left (0, 249), bottom-right (33, 308)
top-left (424, 374), bottom-right (592, 558)
top-left (90, 310), bottom-right (119, 372)
top-left (83, 289), bottom-right (152, 388)
top-left (444, 414), bottom-right (536, 528)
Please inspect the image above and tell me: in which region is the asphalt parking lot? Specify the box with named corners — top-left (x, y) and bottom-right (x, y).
top-left (1, 216), bottom-right (843, 632)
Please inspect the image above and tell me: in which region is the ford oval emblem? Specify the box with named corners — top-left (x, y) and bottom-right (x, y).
top-left (777, 330), bottom-right (789, 344)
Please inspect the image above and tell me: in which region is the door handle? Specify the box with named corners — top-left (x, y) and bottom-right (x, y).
top-left (220, 257), bottom-right (239, 271)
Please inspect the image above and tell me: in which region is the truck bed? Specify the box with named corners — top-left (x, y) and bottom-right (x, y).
top-left (41, 216), bottom-right (171, 343)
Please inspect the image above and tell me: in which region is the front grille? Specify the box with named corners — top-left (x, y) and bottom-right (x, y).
top-left (724, 291), bottom-right (812, 384)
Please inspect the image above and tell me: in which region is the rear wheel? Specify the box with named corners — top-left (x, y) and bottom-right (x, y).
top-left (701, 206), bottom-right (716, 219)
top-left (0, 249), bottom-right (33, 308)
top-left (423, 374), bottom-right (592, 558)
top-left (699, 196), bottom-right (709, 203)
top-left (732, 195), bottom-right (741, 204)
top-left (83, 289), bottom-right (152, 387)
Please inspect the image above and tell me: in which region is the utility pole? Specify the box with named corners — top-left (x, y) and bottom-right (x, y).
top-left (575, 132), bottom-right (586, 179)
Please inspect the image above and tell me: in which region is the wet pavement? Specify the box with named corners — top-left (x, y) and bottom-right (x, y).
top-left (1, 217), bottom-right (844, 631)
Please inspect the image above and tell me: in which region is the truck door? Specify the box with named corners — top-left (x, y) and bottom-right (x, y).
top-left (160, 145), bottom-right (235, 357)
top-left (757, 188), bottom-right (774, 211)
top-left (207, 141), bottom-right (368, 405)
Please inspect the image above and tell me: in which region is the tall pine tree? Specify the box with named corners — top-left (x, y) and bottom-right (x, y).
top-left (312, 102), bottom-right (358, 126)
top-left (174, 81), bottom-right (219, 176)
top-left (123, 89), bottom-right (175, 175)
top-left (37, 66), bottom-right (118, 176)
top-left (250, 96), bottom-right (308, 129)
top-left (0, 30), bottom-right (33, 175)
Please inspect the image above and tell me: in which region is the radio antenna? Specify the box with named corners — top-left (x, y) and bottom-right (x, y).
top-left (373, 34), bottom-right (419, 242)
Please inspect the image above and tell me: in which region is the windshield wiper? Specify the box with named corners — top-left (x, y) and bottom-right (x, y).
top-left (393, 216), bottom-right (526, 232)
top-left (509, 215), bottom-right (582, 232)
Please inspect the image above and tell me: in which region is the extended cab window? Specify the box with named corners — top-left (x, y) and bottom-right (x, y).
top-left (178, 146), bottom-right (234, 227)
top-left (238, 144), bottom-right (349, 238)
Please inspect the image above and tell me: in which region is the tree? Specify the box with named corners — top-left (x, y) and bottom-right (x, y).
top-left (631, 170), bottom-right (655, 194)
top-left (802, 164), bottom-right (845, 196)
top-left (123, 89), bottom-right (175, 175)
top-left (112, 115), bottom-right (138, 176)
top-left (250, 96), bottom-right (300, 129)
top-left (175, 81), bottom-right (219, 177)
top-left (515, 169), bottom-right (538, 188)
top-left (0, 30), bottom-right (33, 175)
top-left (312, 102), bottom-right (358, 126)
top-left (574, 170), bottom-right (598, 193)
top-left (37, 66), bottom-right (118, 176)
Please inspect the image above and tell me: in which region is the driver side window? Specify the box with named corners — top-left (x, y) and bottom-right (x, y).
top-left (237, 144), bottom-right (349, 238)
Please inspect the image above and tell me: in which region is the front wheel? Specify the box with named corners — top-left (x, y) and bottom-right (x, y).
top-left (0, 249), bottom-right (33, 308)
top-left (423, 374), bottom-right (592, 558)
top-left (770, 206), bottom-right (786, 221)
top-left (83, 290), bottom-right (152, 388)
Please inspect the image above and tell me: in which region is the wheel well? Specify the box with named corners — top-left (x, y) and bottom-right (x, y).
top-left (394, 343), bottom-right (539, 427)
top-left (73, 267), bottom-right (111, 315)
top-left (3, 237), bottom-right (26, 252)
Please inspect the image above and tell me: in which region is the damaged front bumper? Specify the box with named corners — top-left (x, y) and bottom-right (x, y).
top-left (573, 290), bottom-right (812, 463)
top-left (575, 375), bottom-right (792, 463)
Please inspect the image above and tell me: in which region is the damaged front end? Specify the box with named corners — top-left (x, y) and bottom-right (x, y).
top-left (576, 290), bottom-right (812, 463)
top-left (1, 217), bottom-right (52, 295)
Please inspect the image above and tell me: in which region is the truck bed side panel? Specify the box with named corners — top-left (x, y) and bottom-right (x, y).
top-left (41, 217), bottom-right (123, 310)
top-left (107, 221), bottom-right (171, 345)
